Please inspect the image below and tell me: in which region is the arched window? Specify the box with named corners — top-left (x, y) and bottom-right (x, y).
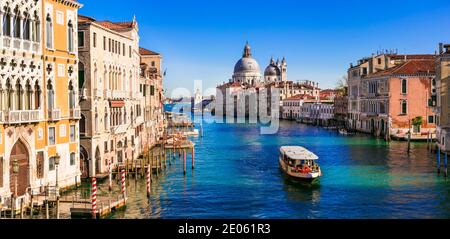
top-left (32, 11), bottom-right (40, 42)
top-left (67, 20), bottom-right (74, 52)
top-left (6, 79), bottom-right (13, 110)
top-left (78, 62), bottom-right (85, 90)
top-left (401, 100), bottom-right (407, 115)
top-left (25, 80), bottom-right (32, 110)
top-left (34, 81), bottom-right (41, 109)
top-left (45, 14), bottom-right (53, 48)
top-left (401, 79), bottom-right (407, 94)
top-left (80, 114), bottom-right (86, 135)
top-left (3, 8), bottom-right (12, 36)
top-left (104, 108), bottom-right (108, 131)
top-left (23, 13), bottom-right (31, 41)
top-left (15, 81), bottom-right (22, 110)
top-left (68, 81), bottom-right (75, 109)
top-left (94, 108), bottom-right (98, 132)
top-left (47, 80), bottom-right (54, 110)
top-left (13, 8), bottom-right (20, 38)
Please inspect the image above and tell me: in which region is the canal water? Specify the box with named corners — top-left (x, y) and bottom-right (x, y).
top-left (99, 114), bottom-right (450, 219)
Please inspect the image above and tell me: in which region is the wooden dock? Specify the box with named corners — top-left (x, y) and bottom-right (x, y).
top-left (69, 195), bottom-right (127, 219)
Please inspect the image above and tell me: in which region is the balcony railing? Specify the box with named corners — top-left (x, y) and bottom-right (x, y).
top-left (94, 89), bottom-right (103, 98)
top-left (3, 110), bottom-right (40, 124)
top-left (48, 109), bottom-right (61, 121)
top-left (1, 36), bottom-right (40, 53)
top-left (13, 38), bottom-right (21, 49)
top-left (104, 90), bottom-right (112, 99)
top-left (2, 36), bottom-right (11, 48)
top-left (70, 107), bottom-right (81, 119)
top-left (112, 90), bottom-right (126, 99)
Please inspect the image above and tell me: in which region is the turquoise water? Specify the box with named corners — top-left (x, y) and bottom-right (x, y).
top-left (105, 114), bottom-right (450, 219)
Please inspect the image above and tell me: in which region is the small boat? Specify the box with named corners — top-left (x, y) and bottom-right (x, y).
top-left (279, 146), bottom-right (322, 182)
top-left (339, 128), bottom-right (355, 135)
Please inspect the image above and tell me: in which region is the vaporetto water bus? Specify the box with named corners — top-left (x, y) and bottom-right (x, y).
top-left (279, 146), bottom-right (322, 182)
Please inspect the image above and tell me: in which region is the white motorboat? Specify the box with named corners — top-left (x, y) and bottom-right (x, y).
top-left (279, 146), bottom-right (322, 182)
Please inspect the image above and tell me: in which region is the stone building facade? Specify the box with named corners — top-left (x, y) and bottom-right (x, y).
top-left (77, 14), bottom-right (142, 177)
top-left (139, 47), bottom-right (165, 152)
top-left (0, 0), bottom-right (82, 207)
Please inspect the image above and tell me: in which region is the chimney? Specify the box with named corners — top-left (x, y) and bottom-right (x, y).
top-left (439, 43), bottom-right (444, 54)
top-left (444, 44), bottom-right (450, 54)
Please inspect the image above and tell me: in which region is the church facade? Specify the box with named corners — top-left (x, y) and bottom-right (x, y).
top-left (216, 42), bottom-right (319, 119)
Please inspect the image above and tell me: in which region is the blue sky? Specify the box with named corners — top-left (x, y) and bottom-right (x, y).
top-left (79, 0), bottom-right (450, 96)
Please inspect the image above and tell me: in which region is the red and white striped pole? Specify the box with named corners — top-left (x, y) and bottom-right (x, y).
top-left (91, 177), bottom-right (97, 219)
top-left (108, 159), bottom-right (112, 191)
top-left (121, 168), bottom-right (126, 198)
top-left (146, 164), bottom-right (151, 197)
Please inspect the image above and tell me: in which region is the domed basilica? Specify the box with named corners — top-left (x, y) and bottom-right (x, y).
top-left (231, 42), bottom-right (287, 86)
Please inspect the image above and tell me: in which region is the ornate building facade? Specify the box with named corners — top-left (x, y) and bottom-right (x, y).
top-left (0, 0), bottom-right (82, 207)
top-left (216, 42), bottom-right (320, 119)
top-left (77, 14), bottom-right (142, 177)
top-left (139, 47), bottom-right (165, 153)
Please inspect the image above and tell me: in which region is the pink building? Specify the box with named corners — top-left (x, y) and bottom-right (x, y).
top-left (359, 59), bottom-right (436, 139)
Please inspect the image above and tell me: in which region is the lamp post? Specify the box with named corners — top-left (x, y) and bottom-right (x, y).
top-left (54, 153), bottom-right (60, 219)
top-left (12, 159), bottom-right (19, 219)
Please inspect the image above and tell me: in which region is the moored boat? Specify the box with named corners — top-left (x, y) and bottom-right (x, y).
top-left (279, 146), bottom-right (322, 182)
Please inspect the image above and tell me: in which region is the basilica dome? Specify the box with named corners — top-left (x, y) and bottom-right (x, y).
top-left (233, 42), bottom-right (261, 75)
top-left (264, 58), bottom-right (281, 76)
top-left (233, 57), bottom-right (261, 74)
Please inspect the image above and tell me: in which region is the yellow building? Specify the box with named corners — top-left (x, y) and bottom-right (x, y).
top-left (0, 0), bottom-right (82, 209)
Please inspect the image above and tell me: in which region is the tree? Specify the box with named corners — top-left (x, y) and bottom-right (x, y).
top-left (412, 116), bottom-right (423, 133)
top-left (335, 75), bottom-right (348, 96)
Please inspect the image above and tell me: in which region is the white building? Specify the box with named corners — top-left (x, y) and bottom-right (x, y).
top-left (77, 15), bottom-right (142, 177)
top-left (300, 102), bottom-right (335, 125)
top-left (282, 94), bottom-right (317, 119)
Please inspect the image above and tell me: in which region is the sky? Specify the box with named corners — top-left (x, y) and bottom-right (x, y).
top-left (79, 0), bottom-right (450, 97)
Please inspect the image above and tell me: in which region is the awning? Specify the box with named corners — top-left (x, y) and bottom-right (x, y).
top-left (110, 100), bottom-right (125, 108)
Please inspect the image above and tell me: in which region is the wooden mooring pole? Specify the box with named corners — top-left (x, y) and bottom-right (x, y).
top-left (407, 130), bottom-right (411, 154)
top-left (437, 146), bottom-right (441, 174)
top-left (445, 152), bottom-right (448, 177)
top-left (183, 149), bottom-right (187, 175)
top-left (192, 147), bottom-right (195, 170)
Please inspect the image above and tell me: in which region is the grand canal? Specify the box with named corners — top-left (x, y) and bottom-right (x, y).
top-left (90, 113), bottom-right (450, 219)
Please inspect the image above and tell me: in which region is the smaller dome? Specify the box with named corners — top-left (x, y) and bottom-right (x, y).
top-left (264, 64), bottom-right (281, 76)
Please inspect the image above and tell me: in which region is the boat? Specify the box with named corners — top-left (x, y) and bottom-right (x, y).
top-left (279, 146), bottom-right (322, 182)
top-left (339, 128), bottom-right (355, 135)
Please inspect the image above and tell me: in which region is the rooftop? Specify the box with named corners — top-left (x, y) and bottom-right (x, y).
top-left (139, 47), bottom-right (160, 56)
top-left (78, 14), bottom-right (136, 31)
top-left (368, 59), bottom-right (435, 77)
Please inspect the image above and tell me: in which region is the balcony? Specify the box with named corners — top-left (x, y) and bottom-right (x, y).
top-left (0, 36), bottom-right (40, 53)
top-left (3, 110), bottom-right (40, 124)
top-left (94, 89), bottom-right (103, 99)
top-left (135, 116), bottom-right (144, 125)
top-left (104, 90), bottom-right (112, 99)
top-left (48, 109), bottom-right (61, 121)
top-left (70, 108), bottom-right (81, 119)
top-left (112, 90), bottom-right (126, 99)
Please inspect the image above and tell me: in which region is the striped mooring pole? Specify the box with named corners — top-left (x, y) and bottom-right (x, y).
top-left (108, 159), bottom-right (112, 191)
top-left (121, 168), bottom-right (126, 197)
top-left (91, 177), bottom-right (97, 219)
top-left (146, 164), bottom-right (151, 197)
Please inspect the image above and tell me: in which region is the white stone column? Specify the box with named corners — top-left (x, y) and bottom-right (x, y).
top-left (0, 11), bottom-right (3, 37)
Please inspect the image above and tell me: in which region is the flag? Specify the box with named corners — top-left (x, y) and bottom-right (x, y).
top-left (163, 69), bottom-right (167, 76)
